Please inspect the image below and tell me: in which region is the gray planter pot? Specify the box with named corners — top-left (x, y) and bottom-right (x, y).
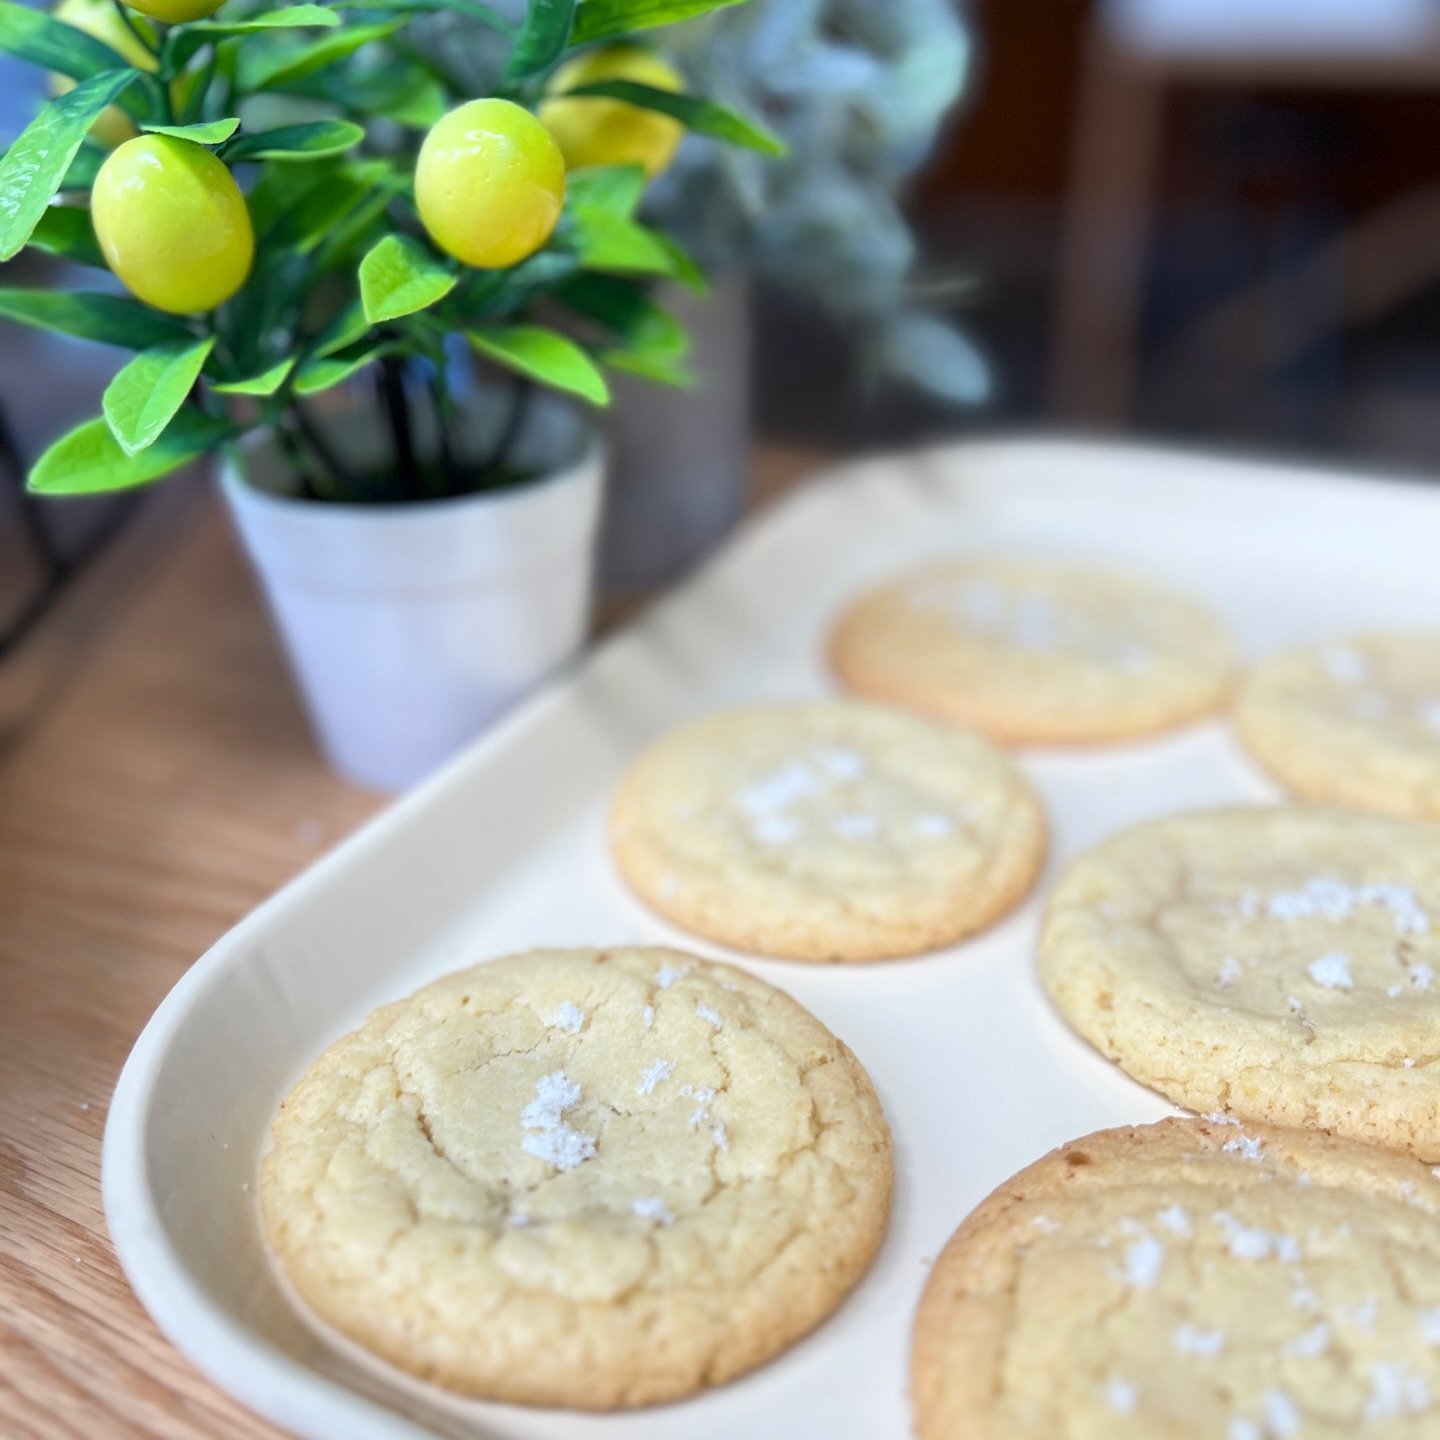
top-left (598, 273), bottom-right (751, 587)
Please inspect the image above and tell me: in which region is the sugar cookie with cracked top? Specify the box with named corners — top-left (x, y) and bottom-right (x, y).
top-left (609, 700), bottom-right (1046, 961)
top-left (260, 946), bottom-right (892, 1409)
top-left (1039, 806), bottom-right (1440, 1159)
top-left (913, 1115), bottom-right (1440, 1440)
top-left (1235, 632), bottom-right (1440, 819)
top-left (829, 556), bottom-right (1234, 743)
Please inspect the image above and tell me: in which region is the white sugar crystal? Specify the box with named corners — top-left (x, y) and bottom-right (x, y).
top-left (1174, 1324), bottom-right (1225, 1357)
top-left (1420, 1307), bottom-right (1440, 1344)
top-left (1307, 952), bottom-right (1353, 991)
top-left (752, 813), bottom-right (800, 846)
top-left (1031, 1215), bottom-right (1061, 1234)
top-left (1266, 878), bottom-right (1429, 935)
top-left (1121, 1234), bottom-right (1164, 1290)
top-left (1223, 1133), bottom-right (1266, 1162)
top-left (1364, 1362), bottom-right (1431, 1419)
top-left (832, 812), bottom-right (879, 841)
top-left (913, 813), bottom-right (954, 839)
top-left (816, 746), bottom-right (866, 781)
top-left (1229, 1419), bottom-right (1261, 1440)
top-left (632, 1196), bottom-right (673, 1225)
top-left (1286, 996), bottom-right (1304, 1015)
top-left (655, 964), bottom-right (689, 989)
top-left (695, 1002), bottom-right (724, 1028)
top-left (1213, 1211), bottom-right (1300, 1263)
top-left (520, 1071), bottom-right (596, 1172)
top-left (1321, 645), bottom-right (1368, 684)
top-left (642, 1005), bottom-right (655, 1028)
top-left (506, 1212), bottom-right (531, 1229)
top-left (1217, 956), bottom-right (1243, 987)
top-left (1261, 1389), bottom-right (1301, 1437)
top-left (1285, 1322), bottom-right (1330, 1358)
top-left (711, 1121), bottom-right (729, 1151)
top-left (1237, 888), bottom-right (1262, 920)
top-left (1291, 1284), bottom-right (1319, 1311)
top-left (1419, 700), bottom-right (1440, 731)
top-left (1341, 1296), bottom-right (1378, 1332)
top-left (740, 762), bottom-right (820, 814)
top-left (1206, 1112), bottom-right (1240, 1126)
top-left (1158, 1205), bottom-right (1192, 1236)
top-left (1405, 1057), bottom-right (1417, 1069)
top-left (1389, 984), bottom-right (1405, 999)
top-left (636, 1059), bottom-right (673, 1096)
top-left (549, 1001), bottom-right (586, 1033)
top-left (1413, 964), bottom-right (1435, 990)
top-left (1105, 1379), bottom-right (1137, 1414)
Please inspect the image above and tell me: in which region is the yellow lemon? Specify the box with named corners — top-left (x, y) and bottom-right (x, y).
top-left (92, 136), bottom-right (254, 313)
top-left (415, 98), bottom-right (565, 270)
top-left (50, 0), bottom-right (158, 149)
top-left (540, 45), bottom-right (685, 179)
top-left (124, 0), bottom-right (224, 22)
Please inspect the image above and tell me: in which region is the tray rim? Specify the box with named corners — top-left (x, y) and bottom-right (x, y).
top-left (100, 432), bottom-right (1440, 1440)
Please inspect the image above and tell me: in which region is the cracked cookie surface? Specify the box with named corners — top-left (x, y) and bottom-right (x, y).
top-left (260, 946), bottom-right (893, 1408)
top-left (609, 701), bottom-right (1046, 962)
top-left (1039, 807), bottom-right (1440, 1158)
top-left (913, 1117), bottom-right (1440, 1440)
top-left (828, 557), bottom-right (1234, 743)
top-left (1235, 633), bottom-right (1440, 819)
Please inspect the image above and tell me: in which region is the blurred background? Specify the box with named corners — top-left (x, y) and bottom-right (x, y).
top-left (10, 0), bottom-right (1440, 665)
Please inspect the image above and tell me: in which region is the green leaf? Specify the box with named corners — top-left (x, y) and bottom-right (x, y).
top-left (103, 337), bottom-right (215, 456)
top-left (570, 203), bottom-right (674, 276)
top-left (564, 164), bottom-right (644, 218)
top-left (27, 205), bottom-right (105, 268)
top-left (331, 0), bottom-right (512, 30)
top-left (58, 143), bottom-right (106, 193)
top-left (468, 325), bottom-right (608, 406)
top-left (505, 0), bottom-right (575, 80)
top-left (211, 358), bottom-right (296, 396)
top-left (239, 19), bottom-right (405, 91)
top-left (359, 234), bottom-right (455, 324)
top-left (176, 5), bottom-right (341, 36)
top-left (223, 119), bottom-right (365, 162)
top-left (601, 348), bottom-right (695, 388)
top-left (570, 0), bottom-right (743, 45)
top-left (28, 409), bottom-right (234, 496)
top-left (0, 71), bottom-right (141, 261)
top-left (293, 344), bottom-right (390, 395)
top-left (652, 231), bottom-right (706, 294)
top-left (141, 118), bottom-right (241, 145)
top-left (165, 5), bottom-right (341, 69)
top-left (555, 273), bottom-right (685, 355)
top-left (563, 80), bottom-right (784, 155)
top-left (0, 288), bottom-right (193, 351)
top-left (0, 0), bottom-right (142, 82)
top-left (311, 301), bottom-right (370, 358)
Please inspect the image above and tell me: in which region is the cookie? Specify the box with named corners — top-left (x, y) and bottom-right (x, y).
top-left (913, 1116), bottom-right (1440, 1440)
top-left (609, 700), bottom-right (1046, 962)
top-left (260, 946), bottom-right (892, 1410)
top-left (1039, 806), bottom-right (1440, 1158)
top-left (828, 557), bottom-right (1234, 743)
top-left (1235, 633), bottom-right (1440, 819)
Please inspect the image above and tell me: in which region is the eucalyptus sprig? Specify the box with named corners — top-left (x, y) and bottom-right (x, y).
top-left (0, 0), bottom-right (782, 501)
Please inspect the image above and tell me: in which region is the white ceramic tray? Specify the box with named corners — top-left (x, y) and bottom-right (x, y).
top-left (103, 438), bottom-right (1440, 1439)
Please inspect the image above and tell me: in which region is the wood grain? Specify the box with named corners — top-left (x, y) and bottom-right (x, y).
top-left (0, 446), bottom-right (825, 1440)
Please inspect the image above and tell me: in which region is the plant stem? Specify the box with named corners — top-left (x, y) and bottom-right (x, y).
top-left (478, 377), bottom-right (532, 484)
top-left (274, 418), bottom-right (323, 501)
top-left (377, 357), bottom-right (423, 502)
top-left (290, 400), bottom-right (365, 498)
top-left (428, 372), bottom-right (463, 497)
top-left (112, 1), bottom-right (159, 57)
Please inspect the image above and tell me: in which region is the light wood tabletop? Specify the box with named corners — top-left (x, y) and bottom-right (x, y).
top-left (0, 444), bottom-right (827, 1440)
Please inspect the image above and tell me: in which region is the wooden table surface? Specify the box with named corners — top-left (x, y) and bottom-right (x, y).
top-left (0, 445), bottom-right (826, 1440)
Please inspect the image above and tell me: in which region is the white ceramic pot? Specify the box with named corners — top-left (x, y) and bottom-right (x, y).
top-left (220, 415), bottom-right (603, 793)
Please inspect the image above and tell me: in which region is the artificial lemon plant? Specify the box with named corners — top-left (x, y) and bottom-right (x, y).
top-left (0, 0), bottom-right (781, 501)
